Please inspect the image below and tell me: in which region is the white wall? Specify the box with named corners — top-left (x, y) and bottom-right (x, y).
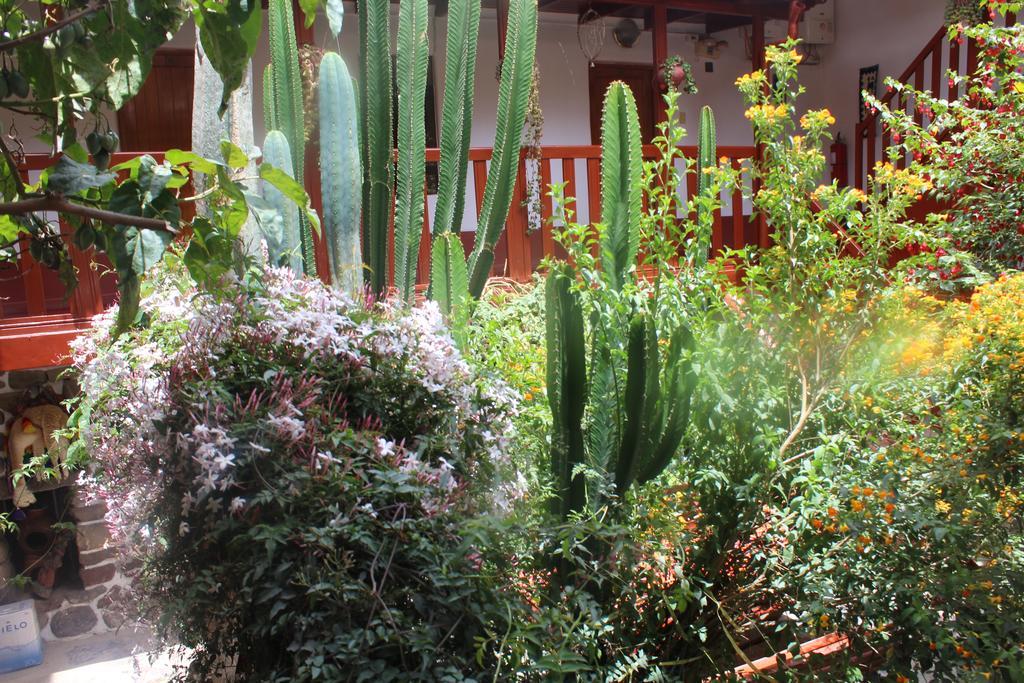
top-left (803, 0), bottom-right (947, 178)
top-left (7, 1), bottom-right (948, 194)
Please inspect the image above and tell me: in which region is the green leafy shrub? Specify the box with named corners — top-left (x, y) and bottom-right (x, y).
top-left (772, 277), bottom-right (1024, 680)
top-left (871, 0), bottom-right (1024, 278)
top-left (68, 265), bottom-right (522, 681)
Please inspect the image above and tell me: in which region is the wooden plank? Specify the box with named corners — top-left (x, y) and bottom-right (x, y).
top-left (473, 159), bottom-right (489, 216)
top-left (751, 14), bottom-right (765, 71)
top-left (913, 64), bottom-right (924, 127)
top-left (0, 323), bottom-right (87, 371)
top-left (417, 186), bottom-right (432, 286)
top-left (505, 157), bottom-right (532, 282)
top-left (652, 4), bottom-right (668, 125)
top-left (966, 36), bottom-right (979, 76)
top-left (854, 123), bottom-right (864, 191)
top-left (586, 158), bottom-right (601, 226)
top-left (712, 203), bottom-right (723, 256)
top-left (562, 158), bottom-right (578, 216)
top-left (949, 38), bottom-right (961, 101)
top-left (609, 0), bottom-right (789, 19)
top-left (732, 159), bottom-right (745, 249)
top-left (19, 238), bottom-right (46, 317)
top-left (539, 157), bottom-right (555, 261)
top-left (866, 121), bottom-right (876, 181)
top-left (930, 42), bottom-right (942, 123)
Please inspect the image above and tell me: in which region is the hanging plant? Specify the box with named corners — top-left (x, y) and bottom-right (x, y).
top-left (657, 55), bottom-right (698, 94)
top-left (945, 0), bottom-right (986, 26)
top-left (522, 64), bottom-right (545, 233)
top-left (298, 44), bottom-right (325, 144)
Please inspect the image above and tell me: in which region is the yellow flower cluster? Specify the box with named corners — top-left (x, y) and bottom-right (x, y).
top-left (745, 103), bottom-right (789, 122)
top-left (800, 109), bottom-right (837, 128)
top-left (735, 70), bottom-right (764, 88)
top-left (872, 161), bottom-right (933, 197)
top-left (945, 273), bottom-right (1024, 361)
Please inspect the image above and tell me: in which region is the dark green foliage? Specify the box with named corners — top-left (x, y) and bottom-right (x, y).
top-left (358, 0), bottom-right (393, 295)
top-left (466, 0), bottom-right (538, 297)
top-left (545, 264), bottom-right (587, 521)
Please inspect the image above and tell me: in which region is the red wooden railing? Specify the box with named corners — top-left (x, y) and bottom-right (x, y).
top-left (0, 152), bottom-right (167, 370)
top-left (1, 144), bottom-right (755, 370)
top-left (409, 144), bottom-right (757, 285)
top-left (854, 12), bottom-right (1016, 190)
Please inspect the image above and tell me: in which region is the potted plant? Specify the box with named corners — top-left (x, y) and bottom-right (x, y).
top-left (657, 55), bottom-right (698, 94)
top-left (945, 0), bottom-right (986, 26)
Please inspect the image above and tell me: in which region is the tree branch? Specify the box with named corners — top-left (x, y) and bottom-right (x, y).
top-left (0, 136), bottom-right (27, 197)
top-left (0, 1), bottom-right (108, 53)
top-left (0, 195), bottom-right (176, 233)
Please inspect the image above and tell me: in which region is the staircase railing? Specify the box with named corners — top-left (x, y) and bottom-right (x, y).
top-left (854, 12), bottom-right (1017, 190)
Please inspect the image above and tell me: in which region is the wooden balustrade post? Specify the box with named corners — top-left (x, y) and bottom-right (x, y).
top-left (652, 5), bottom-right (668, 126)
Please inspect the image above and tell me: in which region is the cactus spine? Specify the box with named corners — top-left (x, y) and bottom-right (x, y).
top-left (393, 0), bottom-right (430, 300)
top-left (695, 105), bottom-right (718, 268)
top-left (358, 0), bottom-right (393, 296)
top-left (465, 0), bottom-right (538, 298)
top-left (261, 130), bottom-right (302, 274)
top-left (319, 52), bottom-right (363, 297)
top-left (599, 82), bottom-right (643, 291)
top-left (267, 0), bottom-right (313, 274)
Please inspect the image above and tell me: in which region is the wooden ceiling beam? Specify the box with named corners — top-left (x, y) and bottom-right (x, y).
top-left (605, 0), bottom-right (788, 20)
top-left (666, 9), bottom-right (704, 24)
top-left (705, 12), bottom-right (753, 33)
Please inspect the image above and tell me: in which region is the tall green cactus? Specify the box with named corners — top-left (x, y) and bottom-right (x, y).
top-left (430, 231), bottom-right (468, 319)
top-left (393, 0), bottom-right (430, 300)
top-left (599, 82), bottom-right (643, 291)
top-left (546, 263), bottom-right (588, 521)
top-left (358, 0), bottom-right (393, 296)
top-left (545, 81), bottom-right (698, 528)
top-left (694, 105), bottom-right (718, 268)
top-left (267, 0), bottom-right (313, 274)
top-left (432, 0), bottom-right (481, 238)
top-left (319, 52), bottom-right (362, 297)
top-left (613, 313), bottom-right (696, 495)
top-left (261, 130), bottom-right (302, 274)
top-left (263, 65), bottom-right (277, 133)
top-left (465, 0), bottom-right (538, 298)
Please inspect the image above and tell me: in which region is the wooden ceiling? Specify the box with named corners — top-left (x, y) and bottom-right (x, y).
top-left (456, 1), bottom-right (791, 35)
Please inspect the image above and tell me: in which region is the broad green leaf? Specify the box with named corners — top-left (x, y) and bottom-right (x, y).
top-left (46, 156), bottom-right (115, 195)
top-left (298, 0), bottom-right (318, 27)
top-left (0, 215), bottom-right (26, 243)
top-left (164, 149), bottom-right (220, 175)
top-left (259, 163), bottom-right (320, 233)
top-left (220, 141), bottom-right (250, 169)
top-left (124, 226), bottom-right (173, 273)
top-left (195, 0), bottom-right (263, 116)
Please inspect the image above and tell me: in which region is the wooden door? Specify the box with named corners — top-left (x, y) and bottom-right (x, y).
top-left (588, 62), bottom-right (657, 144)
top-left (117, 48), bottom-right (194, 151)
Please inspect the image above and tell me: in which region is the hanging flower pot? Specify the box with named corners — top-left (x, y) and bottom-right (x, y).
top-left (657, 55), bottom-right (698, 95)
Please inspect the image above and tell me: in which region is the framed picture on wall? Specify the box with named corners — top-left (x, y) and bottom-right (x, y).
top-left (859, 65), bottom-right (879, 124)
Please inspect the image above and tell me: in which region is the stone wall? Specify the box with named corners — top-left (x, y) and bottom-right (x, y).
top-left (1, 367), bottom-right (130, 641)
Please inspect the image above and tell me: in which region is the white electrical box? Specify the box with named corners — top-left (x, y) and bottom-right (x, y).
top-left (801, 0), bottom-right (835, 45)
top-left (761, 1), bottom-right (834, 46)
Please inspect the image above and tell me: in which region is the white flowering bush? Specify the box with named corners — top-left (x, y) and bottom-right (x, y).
top-left (68, 266), bottom-right (522, 681)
